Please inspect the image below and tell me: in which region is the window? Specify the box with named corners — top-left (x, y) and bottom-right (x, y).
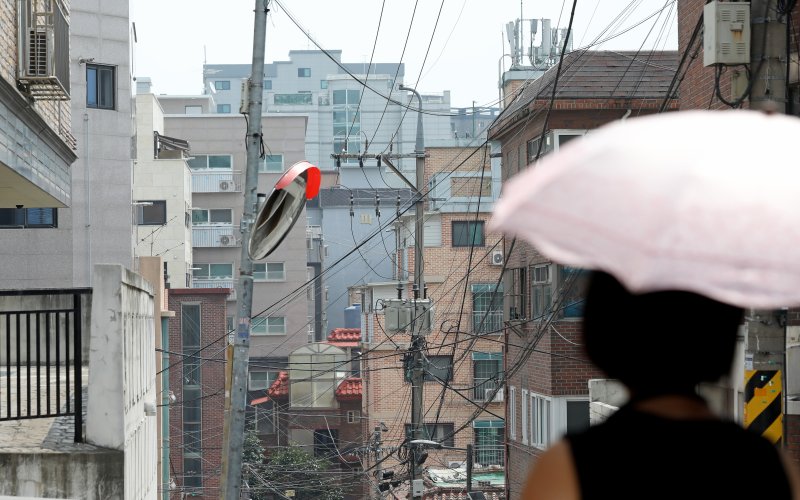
top-left (559, 266), bottom-right (589, 318)
top-left (185, 105), bottom-right (202, 115)
top-left (86, 64), bottom-right (115, 109)
top-left (405, 355), bottom-right (452, 382)
top-left (509, 267), bottom-right (528, 320)
top-left (187, 154), bottom-right (232, 170)
top-left (521, 389), bottom-right (529, 445)
top-left (181, 303), bottom-right (203, 487)
top-left (313, 429), bottom-right (338, 458)
top-left (472, 284), bottom-right (503, 334)
top-left (452, 221), bottom-right (485, 247)
top-left (192, 263), bottom-right (233, 280)
top-left (249, 371), bottom-right (278, 390)
top-left (509, 386), bottom-right (517, 440)
top-left (566, 400), bottom-right (590, 434)
top-left (473, 352), bottom-right (503, 400)
top-left (260, 154), bottom-right (284, 173)
top-left (216, 104), bottom-right (231, 114)
top-left (136, 200), bottom-right (166, 225)
top-left (214, 80), bottom-right (231, 90)
top-left (252, 402), bottom-right (275, 435)
top-left (191, 209), bottom-right (233, 225)
top-left (531, 264), bottom-right (553, 320)
top-left (252, 316), bottom-right (286, 335)
top-left (298, 67), bottom-right (311, 77)
top-left (274, 93), bottom-right (313, 105)
top-left (333, 89), bottom-right (361, 155)
top-left (530, 392), bottom-right (551, 448)
top-left (0, 208), bottom-right (57, 228)
top-left (320, 80), bottom-right (328, 89)
top-left (253, 262), bottom-right (285, 281)
top-left (474, 420), bottom-right (505, 466)
top-left (404, 423), bottom-right (454, 447)
top-left (263, 79), bottom-right (272, 90)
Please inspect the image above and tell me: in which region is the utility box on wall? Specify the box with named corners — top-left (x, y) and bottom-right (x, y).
top-left (704, 1), bottom-right (751, 66)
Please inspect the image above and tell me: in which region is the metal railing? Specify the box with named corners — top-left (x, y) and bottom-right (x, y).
top-left (191, 279), bottom-right (236, 301)
top-left (474, 445), bottom-right (504, 467)
top-left (472, 310), bottom-right (503, 334)
top-left (191, 171), bottom-right (243, 193)
top-left (0, 289), bottom-right (90, 443)
top-left (191, 225), bottom-right (237, 248)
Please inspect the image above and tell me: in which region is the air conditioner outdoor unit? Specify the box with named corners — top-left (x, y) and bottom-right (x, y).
top-left (485, 388), bottom-right (504, 403)
top-left (219, 180), bottom-right (235, 192)
top-left (219, 234), bottom-right (237, 246)
top-left (490, 250), bottom-right (504, 266)
top-left (27, 27), bottom-right (53, 77)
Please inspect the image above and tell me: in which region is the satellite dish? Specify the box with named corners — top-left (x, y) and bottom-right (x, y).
top-left (249, 161), bottom-right (321, 260)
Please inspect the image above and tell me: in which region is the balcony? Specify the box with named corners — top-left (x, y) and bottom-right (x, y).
top-left (192, 226), bottom-right (238, 248)
top-left (191, 171), bottom-right (243, 193)
top-left (191, 279), bottom-right (236, 301)
top-left (472, 310), bottom-right (503, 334)
top-left (474, 445), bottom-right (504, 467)
top-left (428, 171), bottom-right (496, 213)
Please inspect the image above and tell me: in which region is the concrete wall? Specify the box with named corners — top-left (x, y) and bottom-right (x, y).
top-left (87, 264), bottom-right (157, 500)
top-left (0, 451), bottom-right (125, 500)
top-left (69, 0), bottom-right (134, 287)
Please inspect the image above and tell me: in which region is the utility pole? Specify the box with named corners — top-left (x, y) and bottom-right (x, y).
top-left (742, 0), bottom-right (787, 448)
top-left (399, 84), bottom-right (426, 500)
top-left (221, 2), bottom-right (269, 498)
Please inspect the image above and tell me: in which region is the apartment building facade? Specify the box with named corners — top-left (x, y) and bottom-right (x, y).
top-left (358, 144), bottom-right (505, 498)
top-left (489, 50), bottom-right (679, 499)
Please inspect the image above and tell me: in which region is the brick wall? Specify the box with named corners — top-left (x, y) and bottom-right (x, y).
top-left (168, 288), bottom-right (229, 500)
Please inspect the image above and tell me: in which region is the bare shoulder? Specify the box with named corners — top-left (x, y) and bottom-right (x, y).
top-left (519, 440), bottom-right (580, 500)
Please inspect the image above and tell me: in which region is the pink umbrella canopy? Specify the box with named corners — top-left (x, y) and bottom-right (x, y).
top-left (489, 110), bottom-right (800, 308)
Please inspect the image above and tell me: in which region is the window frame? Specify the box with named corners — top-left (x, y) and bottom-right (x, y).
top-left (451, 220), bottom-right (485, 247)
top-left (216, 103), bottom-right (231, 114)
top-left (191, 208), bottom-right (233, 225)
top-left (472, 353), bottom-right (503, 400)
top-left (248, 370), bottom-right (278, 391)
top-left (214, 80), bottom-right (231, 90)
top-left (529, 392), bottom-right (552, 449)
top-left (191, 263), bottom-right (234, 280)
top-left (253, 262), bottom-right (286, 281)
top-left (187, 154), bottom-right (233, 170)
top-left (509, 386), bottom-right (517, 440)
top-left (263, 79), bottom-right (273, 90)
top-left (86, 63), bottom-right (115, 110)
top-left (135, 200), bottom-right (167, 225)
top-left (297, 67), bottom-right (311, 77)
top-left (0, 208), bottom-right (57, 228)
top-left (252, 315), bottom-right (286, 336)
top-left (260, 154), bottom-right (285, 173)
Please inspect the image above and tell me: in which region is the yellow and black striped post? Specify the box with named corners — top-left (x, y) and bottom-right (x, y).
top-left (744, 370), bottom-right (782, 445)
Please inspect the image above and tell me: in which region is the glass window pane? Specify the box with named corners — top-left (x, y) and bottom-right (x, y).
top-left (333, 110), bottom-right (347, 123)
top-left (216, 104), bottom-right (231, 113)
top-left (263, 154), bottom-right (283, 172)
top-left (347, 90), bottom-right (360, 103)
top-left (187, 155), bottom-right (207, 170)
top-left (191, 210), bottom-right (208, 224)
top-left (320, 80), bottom-right (328, 89)
top-left (207, 155), bottom-right (231, 169)
top-left (182, 304), bottom-right (201, 348)
top-left (252, 263), bottom-right (266, 280)
top-left (266, 262), bottom-right (284, 280)
top-left (567, 400), bottom-right (590, 434)
top-left (332, 90), bottom-right (347, 105)
top-left (99, 67), bottom-right (114, 108)
top-left (209, 209), bottom-right (231, 223)
top-left (263, 79), bottom-right (272, 90)
top-left (209, 264), bottom-right (232, 278)
top-left (86, 67), bottom-right (97, 106)
top-left (184, 423), bottom-right (201, 454)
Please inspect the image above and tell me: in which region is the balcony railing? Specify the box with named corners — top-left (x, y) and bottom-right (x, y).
top-left (191, 171), bottom-right (243, 193)
top-left (472, 310), bottom-right (503, 334)
top-left (192, 226), bottom-right (238, 248)
top-left (191, 279), bottom-right (236, 301)
top-left (474, 445), bottom-right (504, 467)
top-left (428, 171), bottom-right (496, 212)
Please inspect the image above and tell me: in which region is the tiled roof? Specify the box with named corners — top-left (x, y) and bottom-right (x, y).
top-left (250, 395), bottom-right (270, 406)
top-left (500, 50), bottom-right (679, 118)
top-left (267, 371), bottom-right (289, 399)
top-left (335, 377), bottom-right (362, 401)
top-left (327, 327), bottom-right (361, 343)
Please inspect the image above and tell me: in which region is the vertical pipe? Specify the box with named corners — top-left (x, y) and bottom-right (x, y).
top-left (46, 312), bottom-right (51, 415)
top-left (5, 314), bottom-right (10, 418)
top-left (56, 312), bottom-right (60, 413)
top-left (35, 312), bottom-right (40, 416)
top-left (26, 313), bottom-right (30, 417)
top-left (73, 293), bottom-right (83, 442)
top-left (16, 313), bottom-right (20, 419)
top-left (466, 443), bottom-right (474, 493)
top-left (65, 310), bottom-right (71, 414)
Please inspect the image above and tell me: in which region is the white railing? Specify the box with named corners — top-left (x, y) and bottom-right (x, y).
top-left (191, 279), bottom-right (236, 301)
top-left (191, 171), bottom-right (243, 193)
top-left (192, 226), bottom-right (238, 248)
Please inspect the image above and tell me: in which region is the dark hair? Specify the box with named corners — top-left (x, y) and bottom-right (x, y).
top-left (582, 271), bottom-right (744, 396)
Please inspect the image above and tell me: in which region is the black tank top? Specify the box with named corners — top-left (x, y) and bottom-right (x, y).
top-left (566, 405), bottom-right (792, 499)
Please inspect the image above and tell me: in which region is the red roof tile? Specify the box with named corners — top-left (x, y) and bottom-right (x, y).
top-left (327, 328), bottom-right (361, 343)
top-left (250, 395), bottom-right (270, 406)
top-left (267, 371), bottom-right (289, 399)
top-left (335, 377), bottom-right (362, 401)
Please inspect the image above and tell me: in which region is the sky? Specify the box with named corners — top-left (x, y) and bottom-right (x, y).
top-left (131, 0), bottom-right (678, 108)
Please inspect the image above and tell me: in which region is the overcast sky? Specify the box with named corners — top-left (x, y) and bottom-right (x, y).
top-left (131, 0), bottom-right (678, 108)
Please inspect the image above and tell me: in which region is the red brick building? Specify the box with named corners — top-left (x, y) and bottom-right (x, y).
top-left (488, 50), bottom-right (679, 499)
top-left (167, 288), bottom-right (229, 499)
